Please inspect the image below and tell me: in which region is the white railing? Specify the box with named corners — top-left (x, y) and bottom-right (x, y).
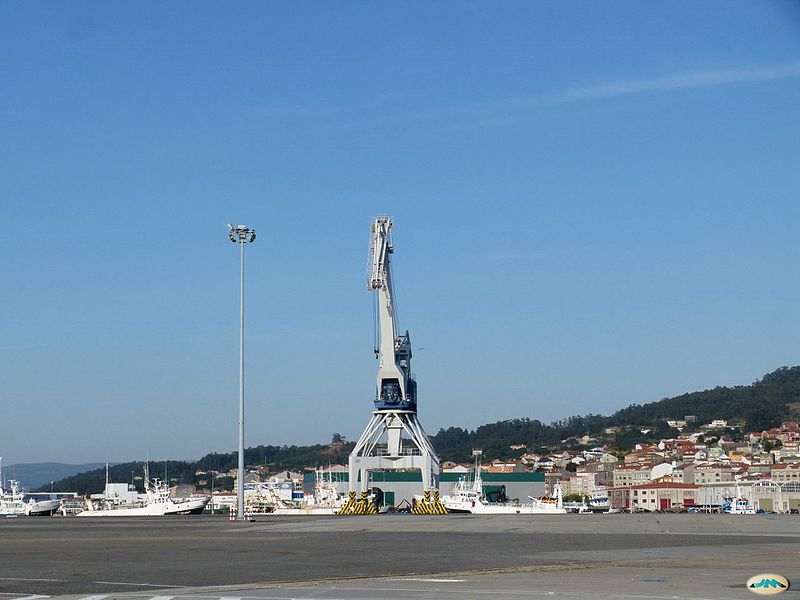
top-left (375, 448), bottom-right (422, 457)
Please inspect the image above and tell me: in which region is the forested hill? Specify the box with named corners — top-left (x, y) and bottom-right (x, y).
top-left (430, 366), bottom-right (800, 461)
top-left (41, 366), bottom-right (800, 493)
top-left (41, 445), bottom-right (355, 495)
top-left (609, 366), bottom-right (800, 429)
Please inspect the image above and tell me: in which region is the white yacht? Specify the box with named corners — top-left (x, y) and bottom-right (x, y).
top-left (27, 496), bottom-right (61, 516)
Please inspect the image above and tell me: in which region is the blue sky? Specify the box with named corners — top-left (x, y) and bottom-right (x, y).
top-left (1, 2), bottom-right (799, 464)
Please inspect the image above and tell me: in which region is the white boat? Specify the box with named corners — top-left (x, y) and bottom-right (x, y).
top-left (78, 465), bottom-right (209, 517)
top-left (442, 478), bottom-right (566, 514)
top-left (27, 496), bottom-right (61, 516)
top-left (441, 451), bottom-right (566, 515)
top-left (0, 480), bottom-right (29, 517)
top-left (0, 480), bottom-right (61, 517)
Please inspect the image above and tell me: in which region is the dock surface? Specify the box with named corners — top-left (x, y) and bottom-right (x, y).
top-left (2, 514), bottom-right (798, 599)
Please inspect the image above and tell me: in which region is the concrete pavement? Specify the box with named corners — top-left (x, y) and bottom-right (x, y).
top-left (1, 513), bottom-right (797, 599)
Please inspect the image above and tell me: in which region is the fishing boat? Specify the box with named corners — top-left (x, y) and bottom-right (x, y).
top-left (722, 485), bottom-right (756, 515)
top-left (441, 451), bottom-right (566, 514)
top-left (268, 470), bottom-right (347, 515)
top-left (0, 480), bottom-right (61, 517)
top-left (234, 470), bottom-right (348, 516)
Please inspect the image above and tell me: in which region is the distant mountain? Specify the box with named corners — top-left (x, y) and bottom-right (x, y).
top-left (3, 463), bottom-right (107, 491)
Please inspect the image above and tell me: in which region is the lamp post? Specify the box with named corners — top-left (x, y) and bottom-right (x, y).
top-left (228, 224), bottom-right (256, 520)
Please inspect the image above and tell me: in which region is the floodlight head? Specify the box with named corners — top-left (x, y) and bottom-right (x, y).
top-left (227, 223), bottom-right (256, 244)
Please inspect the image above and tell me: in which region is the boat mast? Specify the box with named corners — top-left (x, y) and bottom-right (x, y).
top-left (472, 449), bottom-right (483, 491)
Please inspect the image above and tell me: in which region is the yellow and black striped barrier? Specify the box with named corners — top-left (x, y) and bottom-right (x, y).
top-left (411, 489), bottom-right (448, 515)
top-left (337, 490), bottom-right (379, 515)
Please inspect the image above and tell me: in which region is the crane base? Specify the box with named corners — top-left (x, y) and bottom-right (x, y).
top-left (348, 410), bottom-right (440, 494)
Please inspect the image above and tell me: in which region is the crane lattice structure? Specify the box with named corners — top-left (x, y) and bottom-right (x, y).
top-left (348, 217), bottom-right (440, 494)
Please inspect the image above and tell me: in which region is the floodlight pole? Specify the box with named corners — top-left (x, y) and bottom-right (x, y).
top-left (229, 224), bottom-right (256, 520)
top-left (238, 234), bottom-right (244, 520)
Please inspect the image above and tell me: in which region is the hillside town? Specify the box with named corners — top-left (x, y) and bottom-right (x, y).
top-left (445, 418), bottom-right (800, 513)
top-left (189, 418), bottom-right (800, 514)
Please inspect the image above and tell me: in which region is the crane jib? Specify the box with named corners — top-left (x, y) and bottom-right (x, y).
top-left (368, 217), bottom-right (416, 411)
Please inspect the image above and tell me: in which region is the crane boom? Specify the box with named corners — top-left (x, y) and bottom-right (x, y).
top-left (368, 217), bottom-right (416, 411)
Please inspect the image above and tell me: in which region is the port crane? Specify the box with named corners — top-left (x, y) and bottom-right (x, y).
top-left (348, 217), bottom-right (440, 494)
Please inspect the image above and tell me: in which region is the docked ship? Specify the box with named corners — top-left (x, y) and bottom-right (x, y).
top-left (441, 452), bottom-right (566, 515)
top-left (0, 480), bottom-right (61, 517)
top-left (78, 465), bottom-right (209, 517)
top-left (272, 470), bottom-right (346, 515)
top-left (442, 477), bottom-right (566, 514)
top-left (722, 485), bottom-right (756, 514)
top-left (234, 470), bottom-right (347, 516)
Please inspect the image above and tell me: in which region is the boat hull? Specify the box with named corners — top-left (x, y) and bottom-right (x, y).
top-left (444, 502), bottom-right (567, 515)
top-left (442, 496), bottom-right (567, 514)
top-left (77, 496), bottom-right (209, 517)
top-left (269, 507), bottom-right (339, 515)
top-left (27, 499), bottom-right (61, 516)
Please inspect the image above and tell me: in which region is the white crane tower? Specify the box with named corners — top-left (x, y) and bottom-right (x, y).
top-left (348, 217), bottom-right (440, 494)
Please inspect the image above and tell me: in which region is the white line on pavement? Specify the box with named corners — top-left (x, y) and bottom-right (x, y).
top-left (290, 586), bottom-right (729, 600)
top-left (403, 578), bottom-right (466, 582)
top-left (93, 582), bottom-right (188, 588)
top-left (0, 579), bottom-right (62, 583)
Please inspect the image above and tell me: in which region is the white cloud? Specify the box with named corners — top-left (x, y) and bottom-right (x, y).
top-left (263, 60), bottom-right (800, 135)
top-left (546, 62), bottom-right (800, 103)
